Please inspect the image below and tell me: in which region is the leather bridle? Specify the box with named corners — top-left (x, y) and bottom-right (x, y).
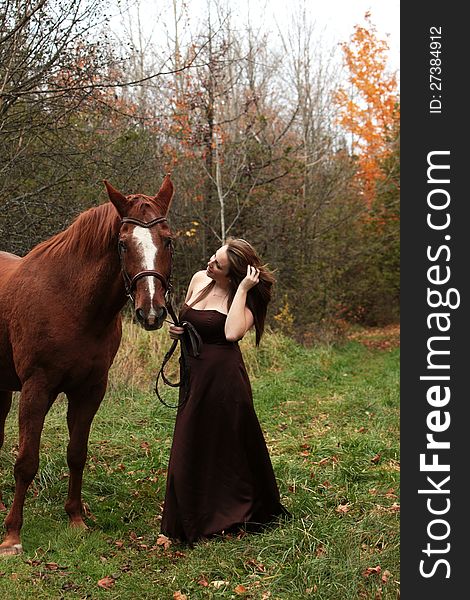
top-left (118, 216), bottom-right (174, 310)
top-left (118, 214), bottom-right (200, 409)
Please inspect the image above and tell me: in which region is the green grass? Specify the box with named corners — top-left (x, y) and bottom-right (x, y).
top-left (0, 324), bottom-right (399, 599)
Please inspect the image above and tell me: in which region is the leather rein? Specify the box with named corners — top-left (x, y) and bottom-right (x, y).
top-left (118, 215), bottom-right (201, 409)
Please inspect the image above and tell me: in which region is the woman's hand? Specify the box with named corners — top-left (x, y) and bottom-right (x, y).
top-left (239, 265), bottom-right (260, 292)
top-left (169, 325), bottom-right (185, 340)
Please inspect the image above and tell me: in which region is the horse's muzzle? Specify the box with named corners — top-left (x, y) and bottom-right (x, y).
top-left (135, 306), bottom-right (167, 330)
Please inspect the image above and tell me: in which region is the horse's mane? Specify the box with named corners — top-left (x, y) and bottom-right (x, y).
top-left (28, 203), bottom-right (121, 260)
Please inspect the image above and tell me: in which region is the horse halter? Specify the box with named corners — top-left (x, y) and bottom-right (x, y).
top-left (118, 216), bottom-right (173, 305)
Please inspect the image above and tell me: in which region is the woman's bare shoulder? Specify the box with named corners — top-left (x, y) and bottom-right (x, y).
top-left (192, 269), bottom-right (210, 282)
top-left (188, 270), bottom-right (210, 287)
top-left (186, 270), bottom-right (211, 301)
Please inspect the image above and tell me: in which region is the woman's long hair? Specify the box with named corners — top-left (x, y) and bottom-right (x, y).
top-left (191, 238), bottom-right (275, 345)
top-left (226, 238), bottom-right (275, 345)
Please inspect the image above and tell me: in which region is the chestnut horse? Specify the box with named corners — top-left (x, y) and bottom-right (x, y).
top-left (0, 174), bottom-right (174, 555)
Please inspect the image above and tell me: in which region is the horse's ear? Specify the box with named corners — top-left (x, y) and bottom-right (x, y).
top-left (155, 173), bottom-right (174, 216)
top-left (104, 180), bottom-right (131, 217)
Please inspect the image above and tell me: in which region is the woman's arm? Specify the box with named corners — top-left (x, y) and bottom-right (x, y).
top-left (224, 265), bottom-right (259, 341)
top-left (169, 271), bottom-right (206, 339)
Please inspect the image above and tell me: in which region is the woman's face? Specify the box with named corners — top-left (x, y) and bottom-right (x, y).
top-left (206, 245), bottom-right (230, 283)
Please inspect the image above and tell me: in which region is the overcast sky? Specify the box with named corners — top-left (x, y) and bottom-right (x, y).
top-left (236, 0), bottom-right (399, 72)
top-left (110, 0), bottom-right (400, 74)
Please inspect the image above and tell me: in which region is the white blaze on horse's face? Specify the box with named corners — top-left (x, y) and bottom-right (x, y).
top-left (132, 226), bottom-right (159, 314)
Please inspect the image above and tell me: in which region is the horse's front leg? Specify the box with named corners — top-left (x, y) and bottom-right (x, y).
top-left (0, 390), bottom-right (13, 512)
top-left (64, 379), bottom-right (107, 528)
top-left (0, 378), bottom-right (54, 555)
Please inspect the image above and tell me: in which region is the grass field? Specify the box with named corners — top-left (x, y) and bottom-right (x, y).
top-left (0, 323), bottom-right (399, 599)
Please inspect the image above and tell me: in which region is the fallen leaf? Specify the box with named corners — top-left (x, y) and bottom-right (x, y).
top-left (173, 591), bottom-right (187, 600)
top-left (97, 575), bottom-right (115, 589)
top-left (245, 558), bottom-right (266, 572)
top-left (234, 584), bottom-right (248, 594)
top-left (381, 569), bottom-right (391, 583)
top-left (197, 576), bottom-right (209, 587)
top-left (26, 559), bottom-right (42, 567)
top-left (156, 534), bottom-right (172, 550)
top-left (211, 580), bottom-right (229, 589)
top-left (371, 453), bottom-right (381, 464)
top-left (362, 565), bottom-right (381, 577)
top-left (335, 502), bottom-right (351, 514)
top-left (45, 563), bottom-right (59, 571)
top-left (140, 441), bottom-right (151, 456)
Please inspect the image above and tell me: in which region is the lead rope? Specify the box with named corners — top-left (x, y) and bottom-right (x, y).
top-left (155, 297), bottom-right (202, 409)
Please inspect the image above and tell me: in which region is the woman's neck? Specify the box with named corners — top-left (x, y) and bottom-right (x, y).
top-left (212, 281), bottom-right (230, 294)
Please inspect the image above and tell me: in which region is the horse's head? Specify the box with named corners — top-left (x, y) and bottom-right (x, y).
top-left (104, 175), bottom-right (174, 330)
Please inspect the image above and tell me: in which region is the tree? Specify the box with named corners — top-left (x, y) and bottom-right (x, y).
top-left (162, 0), bottom-right (295, 248)
top-left (0, 1), bottom-right (400, 336)
top-left (334, 11), bottom-right (399, 205)
top-left (0, 0), bottom-right (115, 253)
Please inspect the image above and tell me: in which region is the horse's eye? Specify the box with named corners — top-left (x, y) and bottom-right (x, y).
top-left (118, 240), bottom-right (127, 252)
top-left (164, 238), bottom-right (172, 248)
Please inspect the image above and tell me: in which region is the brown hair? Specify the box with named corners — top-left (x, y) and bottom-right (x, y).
top-left (226, 238), bottom-right (275, 345)
top-left (192, 238), bottom-right (275, 345)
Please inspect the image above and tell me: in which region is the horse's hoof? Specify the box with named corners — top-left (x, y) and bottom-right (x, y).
top-left (0, 543), bottom-right (23, 556)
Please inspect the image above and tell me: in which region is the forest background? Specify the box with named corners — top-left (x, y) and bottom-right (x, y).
top-left (0, 0), bottom-right (400, 341)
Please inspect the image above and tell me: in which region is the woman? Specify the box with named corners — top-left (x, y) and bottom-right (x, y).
top-left (160, 238), bottom-right (288, 543)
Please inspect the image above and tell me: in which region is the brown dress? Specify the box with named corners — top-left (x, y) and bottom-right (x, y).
top-left (160, 304), bottom-right (287, 543)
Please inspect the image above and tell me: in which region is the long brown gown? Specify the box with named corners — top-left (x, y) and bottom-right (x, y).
top-left (160, 304), bottom-right (288, 543)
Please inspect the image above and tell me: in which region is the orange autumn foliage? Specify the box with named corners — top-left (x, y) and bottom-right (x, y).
top-left (335, 12), bottom-right (399, 205)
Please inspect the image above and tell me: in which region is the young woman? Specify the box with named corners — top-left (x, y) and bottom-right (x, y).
top-left (160, 238), bottom-right (288, 543)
